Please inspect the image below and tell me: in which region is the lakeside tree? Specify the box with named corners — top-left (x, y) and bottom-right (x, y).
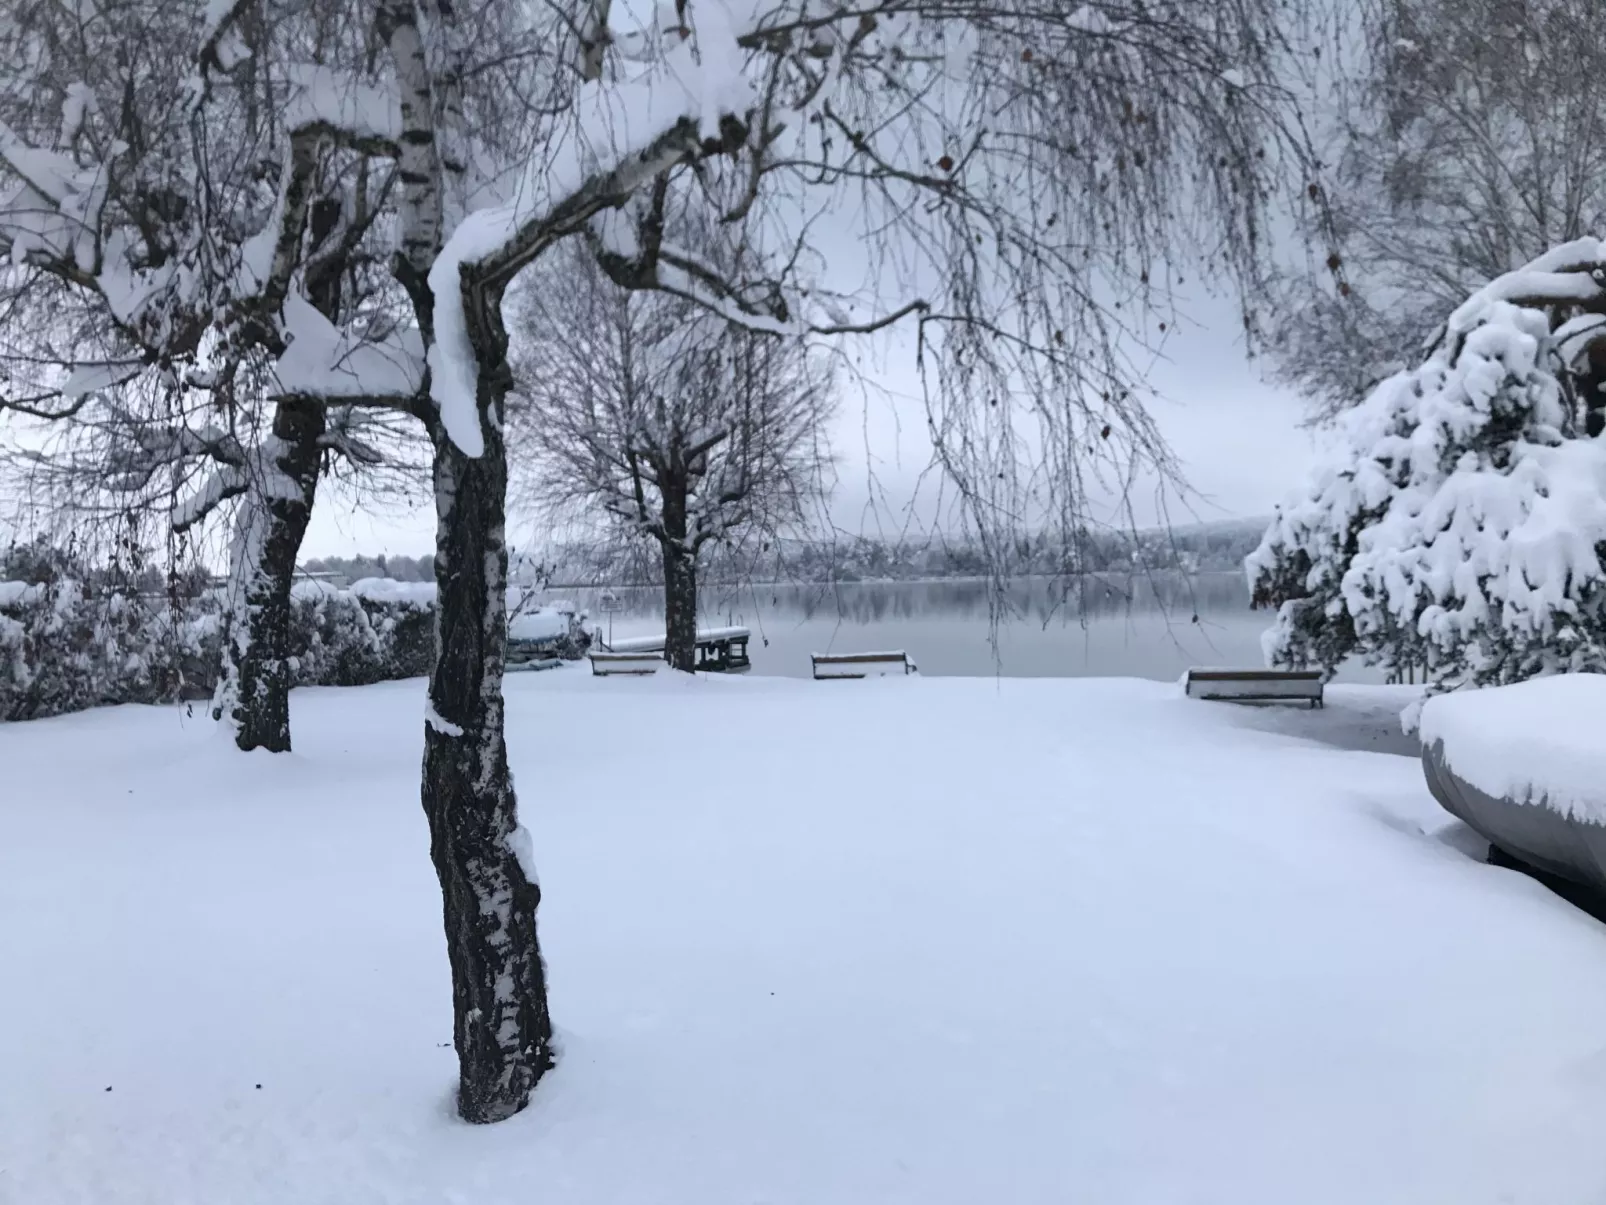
top-left (4, 0), bottom-right (1331, 1124)
top-left (509, 244), bottom-right (833, 671)
top-left (1266, 0), bottom-right (1606, 418)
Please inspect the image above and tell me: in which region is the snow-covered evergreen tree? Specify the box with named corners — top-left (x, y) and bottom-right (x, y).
top-left (1250, 243), bottom-right (1606, 693)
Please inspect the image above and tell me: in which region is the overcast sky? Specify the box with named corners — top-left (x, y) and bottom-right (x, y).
top-left (301, 292), bottom-right (1324, 559)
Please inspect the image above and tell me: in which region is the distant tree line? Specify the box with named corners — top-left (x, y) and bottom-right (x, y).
top-left (301, 554), bottom-right (436, 583)
top-left (510, 519), bottom-right (1271, 589)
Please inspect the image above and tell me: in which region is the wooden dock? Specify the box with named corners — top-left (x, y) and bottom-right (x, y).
top-left (599, 627), bottom-right (752, 672)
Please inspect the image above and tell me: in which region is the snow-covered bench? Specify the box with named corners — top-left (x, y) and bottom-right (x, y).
top-left (588, 651), bottom-right (661, 677)
top-left (811, 651), bottom-right (916, 680)
top-left (1184, 668), bottom-right (1323, 708)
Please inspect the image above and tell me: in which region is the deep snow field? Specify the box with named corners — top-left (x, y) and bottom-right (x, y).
top-left (5, 671), bottom-right (1606, 1204)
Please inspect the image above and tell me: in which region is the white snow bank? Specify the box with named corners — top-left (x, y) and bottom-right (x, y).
top-left (1419, 674), bottom-right (1606, 824)
top-left (338, 580), bottom-right (575, 638)
top-left (4, 674), bottom-right (1606, 1203)
top-left (289, 578), bottom-right (342, 602)
top-left (347, 577), bottom-right (437, 606)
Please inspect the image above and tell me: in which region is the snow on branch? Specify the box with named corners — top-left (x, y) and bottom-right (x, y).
top-left (282, 64), bottom-right (404, 153)
top-left (172, 437), bottom-right (305, 533)
top-left (424, 13), bottom-right (765, 455)
top-left (1446, 241), bottom-right (1606, 341)
top-left (0, 121), bottom-right (85, 207)
top-left (172, 465), bottom-right (248, 532)
top-left (270, 296), bottom-right (425, 411)
top-left (61, 361), bottom-right (144, 400)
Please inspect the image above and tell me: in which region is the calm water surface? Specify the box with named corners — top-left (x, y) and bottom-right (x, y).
top-left (548, 574), bottom-right (1378, 682)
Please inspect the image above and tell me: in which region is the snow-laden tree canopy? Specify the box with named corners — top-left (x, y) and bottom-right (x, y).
top-left (1249, 240), bottom-right (1606, 693)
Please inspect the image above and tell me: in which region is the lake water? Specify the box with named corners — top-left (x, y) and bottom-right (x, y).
top-left (549, 574), bottom-right (1379, 682)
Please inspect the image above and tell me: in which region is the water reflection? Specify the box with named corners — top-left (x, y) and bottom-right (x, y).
top-left (545, 572), bottom-right (1344, 682)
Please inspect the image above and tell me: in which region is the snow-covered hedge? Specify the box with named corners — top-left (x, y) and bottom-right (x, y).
top-left (0, 574), bottom-right (587, 722)
top-left (0, 578), bottom-right (216, 720)
top-left (1249, 276), bottom-right (1606, 695)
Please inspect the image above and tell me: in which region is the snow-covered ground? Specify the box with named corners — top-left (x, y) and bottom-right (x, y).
top-left (5, 675), bottom-right (1606, 1204)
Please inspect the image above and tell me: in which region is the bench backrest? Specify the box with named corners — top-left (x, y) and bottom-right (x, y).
top-left (589, 651), bottom-right (662, 676)
top-left (1184, 668), bottom-right (1322, 700)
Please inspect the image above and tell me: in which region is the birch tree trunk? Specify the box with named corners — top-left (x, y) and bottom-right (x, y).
top-left (211, 400), bottom-right (324, 753)
top-left (421, 343), bottom-right (553, 1124)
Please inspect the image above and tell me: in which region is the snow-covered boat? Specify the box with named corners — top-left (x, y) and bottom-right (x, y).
top-left (1419, 676), bottom-right (1606, 895)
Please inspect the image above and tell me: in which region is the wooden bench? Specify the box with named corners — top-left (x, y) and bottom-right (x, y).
top-left (1184, 668), bottom-right (1323, 708)
top-left (588, 651), bottom-right (662, 677)
top-left (811, 651), bottom-right (916, 680)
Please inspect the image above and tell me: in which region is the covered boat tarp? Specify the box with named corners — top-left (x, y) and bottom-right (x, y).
top-left (1419, 675), bottom-right (1606, 894)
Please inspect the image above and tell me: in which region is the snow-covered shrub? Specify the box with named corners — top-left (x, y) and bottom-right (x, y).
top-left (346, 578), bottom-right (435, 680)
top-left (287, 582), bottom-right (382, 687)
top-left (0, 557), bottom-right (587, 721)
top-left (0, 578), bottom-right (208, 720)
top-left (1249, 289), bottom-right (1606, 692)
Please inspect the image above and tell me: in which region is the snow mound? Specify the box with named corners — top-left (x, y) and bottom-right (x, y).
top-left (6, 675), bottom-right (1606, 1202)
top-left (1419, 673), bottom-right (1606, 824)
